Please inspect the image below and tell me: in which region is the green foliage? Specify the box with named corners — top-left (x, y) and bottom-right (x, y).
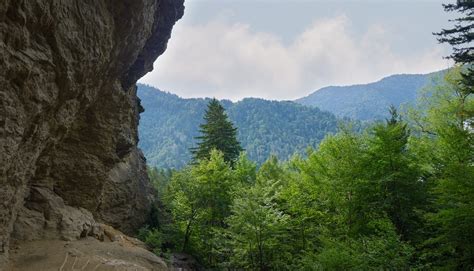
top-left (306, 219), bottom-right (413, 271)
top-left (233, 152), bottom-right (257, 186)
top-left (138, 227), bottom-right (164, 255)
top-left (191, 99), bottom-right (243, 164)
top-left (226, 99), bottom-right (338, 165)
top-left (366, 111), bottom-right (427, 240)
top-left (140, 68), bottom-right (474, 270)
top-left (435, 1), bottom-right (473, 95)
top-left (303, 129), bottom-right (369, 236)
top-left (148, 167), bottom-right (172, 198)
top-left (427, 10), bottom-right (474, 268)
top-left (225, 178), bottom-right (290, 270)
top-left (409, 68), bottom-right (474, 269)
top-left (131, 2), bottom-right (474, 267)
top-left (140, 69), bottom-right (472, 270)
top-left (166, 150), bottom-right (238, 266)
top-left (137, 84), bottom-right (338, 168)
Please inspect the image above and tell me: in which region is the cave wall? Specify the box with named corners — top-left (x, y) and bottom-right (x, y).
top-left (0, 0), bottom-right (184, 266)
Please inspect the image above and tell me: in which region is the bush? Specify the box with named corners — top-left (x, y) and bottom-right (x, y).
top-left (138, 227), bottom-right (164, 255)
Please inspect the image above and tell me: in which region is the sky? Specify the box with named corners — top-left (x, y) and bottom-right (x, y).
top-left (139, 0), bottom-right (455, 101)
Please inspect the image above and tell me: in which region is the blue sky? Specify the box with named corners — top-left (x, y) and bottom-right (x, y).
top-left (140, 0), bottom-right (455, 101)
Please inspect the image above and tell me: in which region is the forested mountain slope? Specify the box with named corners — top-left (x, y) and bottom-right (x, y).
top-left (296, 71), bottom-right (444, 120)
top-left (138, 84), bottom-right (338, 168)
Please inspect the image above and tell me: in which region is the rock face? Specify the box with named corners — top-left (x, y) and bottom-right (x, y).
top-left (8, 225), bottom-right (169, 271)
top-left (0, 0), bottom-right (184, 268)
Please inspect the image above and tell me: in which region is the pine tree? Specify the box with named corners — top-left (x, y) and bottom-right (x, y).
top-left (420, 69), bottom-right (474, 268)
top-left (435, 0), bottom-right (474, 94)
top-left (366, 107), bottom-right (426, 241)
top-left (191, 99), bottom-right (243, 164)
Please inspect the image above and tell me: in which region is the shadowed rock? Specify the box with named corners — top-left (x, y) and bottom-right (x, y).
top-left (0, 0), bottom-right (184, 268)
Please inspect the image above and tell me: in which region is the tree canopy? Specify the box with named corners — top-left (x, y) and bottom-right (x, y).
top-left (435, 0), bottom-right (474, 95)
top-left (191, 99), bottom-right (243, 165)
top-left (140, 68), bottom-right (473, 270)
top-left (137, 2), bottom-right (474, 269)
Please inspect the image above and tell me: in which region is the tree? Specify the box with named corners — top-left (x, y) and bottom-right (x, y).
top-left (435, 0), bottom-right (474, 95)
top-left (167, 150), bottom-right (236, 266)
top-left (291, 126), bottom-right (415, 270)
top-left (413, 69), bottom-right (474, 269)
top-left (225, 169), bottom-right (290, 270)
top-left (301, 218), bottom-right (413, 271)
top-left (366, 108), bottom-right (426, 241)
top-left (166, 168), bottom-right (200, 252)
top-left (278, 155), bottom-right (325, 262)
top-left (305, 128), bottom-right (369, 235)
top-left (233, 152), bottom-right (257, 186)
top-left (191, 99), bottom-right (243, 165)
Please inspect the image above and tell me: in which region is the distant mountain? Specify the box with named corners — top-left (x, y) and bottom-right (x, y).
top-left (138, 84), bottom-right (338, 168)
top-left (296, 71), bottom-right (444, 120)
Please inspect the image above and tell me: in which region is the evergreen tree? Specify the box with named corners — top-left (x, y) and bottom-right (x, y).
top-left (191, 99), bottom-right (243, 165)
top-left (435, 0), bottom-right (474, 94)
top-left (415, 69), bottom-right (474, 269)
top-left (434, 2), bottom-right (474, 263)
top-left (366, 108), bottom-right (426, 241)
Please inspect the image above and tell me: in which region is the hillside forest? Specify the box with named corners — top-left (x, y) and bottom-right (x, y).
top-left (138, 2), bottom-right (473, 270)
top-left (138, 85), bottom-right (339, 168)
top-left (138, 71), bottom-right (444, 169)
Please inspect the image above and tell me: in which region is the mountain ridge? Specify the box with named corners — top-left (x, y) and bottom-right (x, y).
top-left (296, 70), bottom-right (445, 120)
top-left (138, 84), bottom-right (338, 168)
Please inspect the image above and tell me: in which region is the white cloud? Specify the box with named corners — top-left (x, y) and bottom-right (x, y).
top-left (139, 15), bottom-right (450, 101)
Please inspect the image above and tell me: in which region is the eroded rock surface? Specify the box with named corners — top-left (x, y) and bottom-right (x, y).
top-left (8, 225), bottom-right (168, 271)
top-left (0, 0), bottom-right (184, 268)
